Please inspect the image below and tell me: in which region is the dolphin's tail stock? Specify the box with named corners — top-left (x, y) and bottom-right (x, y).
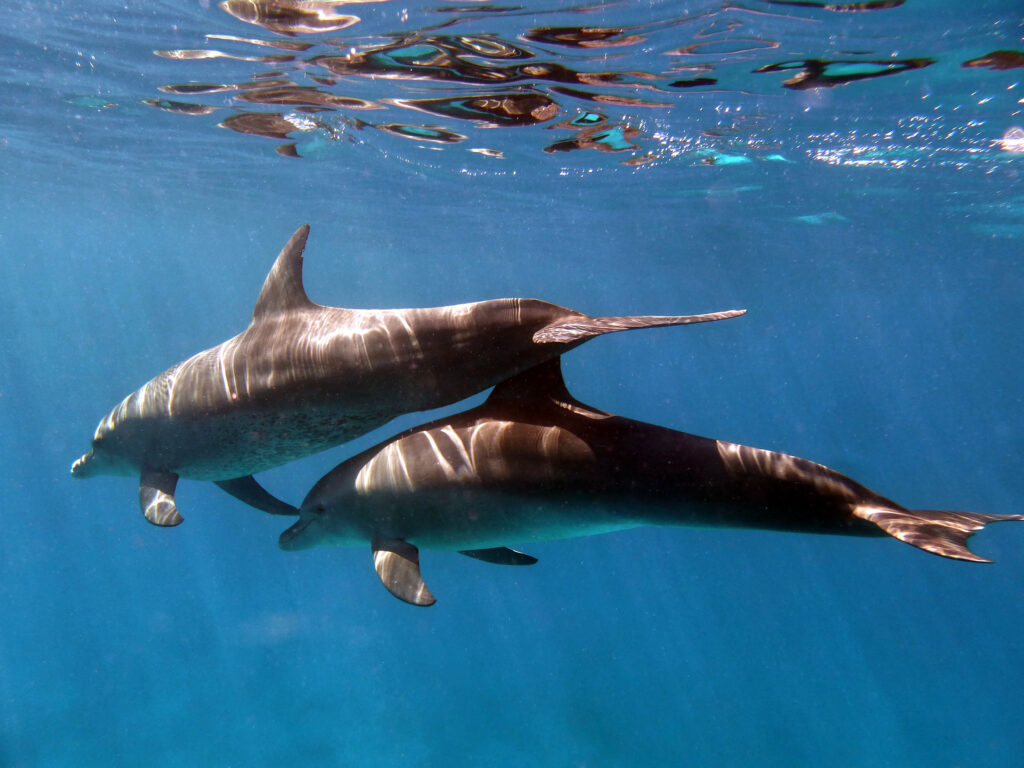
top-left (533, 309), bottom-right (746, 344)
top-left (853, 505), bottom-right (1024, 562)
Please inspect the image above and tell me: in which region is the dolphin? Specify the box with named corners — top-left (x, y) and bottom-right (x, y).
top-left (280, 358), bottom-right (1023, 606)
top-left (71, 225), bottom-right (744, 526)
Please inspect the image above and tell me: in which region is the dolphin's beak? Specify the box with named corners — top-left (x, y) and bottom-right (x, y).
top-left (278, 517), bottom-right (312, 551)
top-left (71, 451), bottom-right (94, 478)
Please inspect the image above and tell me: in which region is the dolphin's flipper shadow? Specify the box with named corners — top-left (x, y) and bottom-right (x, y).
top-left (460, 547), bottom-right (538, 565)
top-left (215, 476), bottom-right (299, 516)
top-left (372, 535), bottom-right (436, 606)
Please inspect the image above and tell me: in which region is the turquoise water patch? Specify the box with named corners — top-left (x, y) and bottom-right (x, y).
top-left (671, 185), bottom-right (763, 196)
top-left (695, 149), bottom-right (752, 165)
top-left (795, 212), bottom-right (850, 225)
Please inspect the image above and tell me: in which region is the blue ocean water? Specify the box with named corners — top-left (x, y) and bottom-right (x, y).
top-left (3, 0), bottom-right (1024, 765)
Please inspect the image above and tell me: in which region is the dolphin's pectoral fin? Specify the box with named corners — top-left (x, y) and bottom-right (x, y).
top-left (459, 547), bottom-right (538, 565)
top-left (853, 505), bottom-right (1024, 563)
top-left (532, 308), bottom-right (746, 344)
top-left (371, 535), bottom-right (436, 606)
top-left (215, 476), bottom-right (299, 516)
top-left (139, 469), bottom-right (183, 527)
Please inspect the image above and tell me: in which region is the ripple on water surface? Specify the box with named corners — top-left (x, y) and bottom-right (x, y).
top-left (14, 0), bottom-right (1024, 177)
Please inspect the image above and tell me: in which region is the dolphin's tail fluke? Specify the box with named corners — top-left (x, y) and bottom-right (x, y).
top-left (533, 309), bottom-right (746, 344)
top-left (853, 505), bottom-right (1024, 562)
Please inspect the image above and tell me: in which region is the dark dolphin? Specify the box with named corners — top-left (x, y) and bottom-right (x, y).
top-left (281, 358), bottom-right (1023, 605)
top-left (71, 225), bottom-right (744, 526)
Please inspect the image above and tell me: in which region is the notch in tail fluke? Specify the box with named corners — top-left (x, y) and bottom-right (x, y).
top-left (533, 309), bottom-right (746, 344)
top-left (854, 506), bottom-right (1024, 563)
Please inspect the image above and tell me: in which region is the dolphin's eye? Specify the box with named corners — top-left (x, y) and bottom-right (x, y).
top-left (312, 503), bottom-right (326, 516)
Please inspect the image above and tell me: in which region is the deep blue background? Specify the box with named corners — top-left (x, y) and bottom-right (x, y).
top-left (2, 1), bottom-right (1023, 765)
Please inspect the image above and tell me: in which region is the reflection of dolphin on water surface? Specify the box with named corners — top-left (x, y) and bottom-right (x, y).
top-left (281, 358), bottom-right (1024, 606)
top-left (71, 225), bottom-right (744, 526)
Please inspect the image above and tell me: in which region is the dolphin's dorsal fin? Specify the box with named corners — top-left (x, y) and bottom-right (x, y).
top-left (485, 358), bottom-right (576, 407)
top-left (251, 224), bottom-right (315, 322)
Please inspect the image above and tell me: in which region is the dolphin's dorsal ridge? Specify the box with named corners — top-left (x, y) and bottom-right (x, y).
top-left (251, 224), bottom-right (315, 322)
top-left (486, 358), bottom-right (575, 407)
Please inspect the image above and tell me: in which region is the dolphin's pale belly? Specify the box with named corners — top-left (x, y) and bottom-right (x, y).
top-left (109, 405), bottom-right (391, 480)
top-left (308, 482), bottom-right (878, 553)
top-left (324, 489), bottom-right (652, 551)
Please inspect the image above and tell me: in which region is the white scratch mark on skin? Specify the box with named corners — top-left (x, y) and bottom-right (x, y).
top-left (218, 346), bottom-right (233, 401)
top-left (354, 328), bottom-right (372, 370)
top-left (379, 319), bottom-right (402, 363)
top-left (393, 312), bottom-right (422, 358)
top-left (228, 341), bottom-right (243, 398)
top-left (167, 367), bottom-right (182, 418)
top-left (162, 374), bottom-right (175, 417)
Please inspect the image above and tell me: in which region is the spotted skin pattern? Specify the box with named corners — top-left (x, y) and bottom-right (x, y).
top-left (72, 224), bottom-right (744, 525)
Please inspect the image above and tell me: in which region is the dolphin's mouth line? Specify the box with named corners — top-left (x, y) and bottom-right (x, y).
top-left (278, 517), bottom-right (311, 550)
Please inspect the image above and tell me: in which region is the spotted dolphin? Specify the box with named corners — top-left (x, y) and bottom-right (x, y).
top-left (280, 358), bottom-right (1023, 605)
top-left (71, 225), bottom-right (744, 526)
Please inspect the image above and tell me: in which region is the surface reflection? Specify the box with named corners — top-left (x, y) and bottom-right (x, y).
top-left (523, 26), bottom-right (646, 49)
top-left (766, 0), bottom-right (905, 10)
top-left (143, 99), bottom-right (219, 115)
top-left (962, 50), bottom-right (1024, 71)
top-left (137, 0), bottom-right (992, 164)
top-left (220, 111), bottom-right (310, 138)
top-left (754, 58), bottom-right (935, 89)
top-left (544, 122), bottom-right (641, 155)
top-left (391, 93), bottom-right (560, 126)
top-left (220, 0), bottom-right (360, 35)
top-left (234, 85), bottom-right (379, 110)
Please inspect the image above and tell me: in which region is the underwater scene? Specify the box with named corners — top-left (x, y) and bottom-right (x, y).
top-left (3, 0), bottom-right (1023, 765)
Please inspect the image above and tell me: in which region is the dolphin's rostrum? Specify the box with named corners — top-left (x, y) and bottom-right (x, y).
top-left (71, 225), bottom-right (745, 526)
top-left (281, 358), bottom-right (1024, 606)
